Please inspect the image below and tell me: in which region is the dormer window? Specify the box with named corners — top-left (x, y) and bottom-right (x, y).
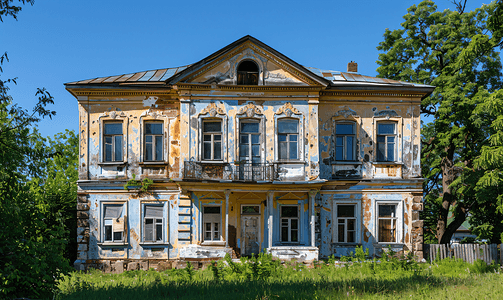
top-left (237, 61), bottom-right (259, 85)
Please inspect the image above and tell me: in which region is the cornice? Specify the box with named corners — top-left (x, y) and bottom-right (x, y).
top-left (176, 83), bottom-right (322, 92)
top-left (320, 91), bottom-right (424, 98)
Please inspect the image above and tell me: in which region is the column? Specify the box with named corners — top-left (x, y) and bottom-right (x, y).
top-left (225, 189), bottom-right (230, 247)
top-left (267, 191), bottom-right (274, 248)
top-left (309, 190), bottom-right (318, 247)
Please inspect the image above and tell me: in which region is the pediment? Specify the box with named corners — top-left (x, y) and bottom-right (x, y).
top-left (237, 192), bottom-right (266, 201)
top-left (168, 36), bottom-right (328, 87)
top-left (197, 192), bottom-right (224, 200)
top-left (276, 192), bottom-right (305, 200)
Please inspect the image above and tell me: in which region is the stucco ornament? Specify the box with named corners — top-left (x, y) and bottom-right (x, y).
top-left (199, 102), bottom-right (226, 117)
top-left (140, 108), bottom-right (164, 119)
top-left (275, 102), bottom-right (301, 117)
top-left (101, 110), bottom-right (126, 119)
top-left (334, 107), bottom-right (358, 118)
top-left (238, 102), bottom-right (264, 118)
top-left (374, 109), bottom-right (398, 119)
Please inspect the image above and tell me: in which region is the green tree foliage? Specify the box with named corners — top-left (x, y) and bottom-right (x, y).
top-left (0, 1), bottom-right (75, 298)
top-left (376, 0), bottom-right (503, 244)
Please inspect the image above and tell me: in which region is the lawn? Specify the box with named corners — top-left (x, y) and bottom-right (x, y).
top-left (54, 253), bottom-right (503, 299)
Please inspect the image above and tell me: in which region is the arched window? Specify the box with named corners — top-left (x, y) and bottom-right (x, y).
top-left (237, 60), bottom-right (259, 85)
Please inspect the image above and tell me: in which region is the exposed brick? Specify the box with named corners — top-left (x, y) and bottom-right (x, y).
top-left (127, 262), bottom-right (139, 271)
top-left (77, 203), bottom-right (90, 211)
top-left (412, 211), bottom-right (420, 220)
top-left (77, 219), bottom-right (89, 227)
top-left (77, 195), bottom-right (89, 204)
top-left (139, 261), bottom-right (149, 270)
top-left (77, 211), bottom-right (89, 219)
top-left (412, 220), bottom-right (423, 228)
top-left (412, 203), bottom-right (423, 211)
top-left (413, 196), bottom-right (422, 203)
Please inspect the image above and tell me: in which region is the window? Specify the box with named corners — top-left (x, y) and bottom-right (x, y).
top-left (280, 205), bottom-right (299, 242)
top-left (103, 204), bottom-right (124, 242)
top-left (203, 206), bottom-right (221, 241)
top-left (336, 204), bottom-right (356, 243)
top-left (239, 120), bottom-right (260, 164)
top-left (378, 204), bottom-right (397, 243)
top-left (202, 120), bottom-right (222, 160)
top-left (144, 122), bottom-right (163, 161)
top-left (104, 123), bottom-right (123, 162)
top-left (237, 61), bottom-right (259, 85)
top-left (335, 122), bottom-right (356, 161)
top-left (143, 205), bottom-right (163, 242)
top-left (278, 119), bottom-right (298, 160)
top-left (376, 123), bottom-right (396, 162)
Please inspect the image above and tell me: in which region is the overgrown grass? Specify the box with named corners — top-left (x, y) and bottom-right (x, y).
top-left (54, 251), bottom-right (503, 300)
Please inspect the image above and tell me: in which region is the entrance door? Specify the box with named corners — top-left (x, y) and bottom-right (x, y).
top-left (241, 205), bottom-right (260, 256)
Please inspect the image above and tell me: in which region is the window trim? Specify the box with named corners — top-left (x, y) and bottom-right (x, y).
top-left (375, 200), bottom-right (403, 245)
top-left (275, 117), bottom-right (303, 162)
top-left (100, 202), bottom-right (127, 245)
top-left (333, 201), bottom-right (361, 245)
top-left (373, 117), bottom-right (402, 163)
top-left (198, 115), bottom-right (228, 163)
top-left (141, 203), bottom-right (167, 245)
top-left (234, 59), bottom-right (263, 86)
top-left (201, 119), bottom-right (224, 161)
top-left (139, 110), bottom-right (172, 165)
top-left (331, 114), bottom-right (361, 164)
top-left (236, 117), bottom-right (264, 164)
top-left (334, 121), bottom-right (357, 162)
top-left (201, 204), bottom-right (223, 243)
top-left (143, 121), bottom-right (165, 162)
top-left (236, 60), bottom-right (260, 85)
top-left (99, 111), bottom-right (128, 164)
top-left (279, 204), bottom-right (300, 244)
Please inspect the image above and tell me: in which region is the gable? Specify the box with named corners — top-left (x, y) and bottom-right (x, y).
top-left (169, 36), bottom-right (328, 87)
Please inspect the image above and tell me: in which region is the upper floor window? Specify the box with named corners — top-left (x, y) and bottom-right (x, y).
top-left (237, 61), bottom-right (259, 85)
top-left (104, 123), bottom-right (123, 162)
top-left (377, 123), bottom-right (396, 162)
top-left (239, 120), bottom-right (260, 164)
top-left (144, 122), bottom-right (163, 161)
top-left (335, 122), bottom-right (356, 161)
top-left (203, 120), bottom-right (222, 161)
top-left (278, 119), bottom-right (298, 160)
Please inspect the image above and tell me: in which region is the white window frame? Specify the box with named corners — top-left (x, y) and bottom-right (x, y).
top-left (333, 202), bottom-right (361, 244)
top-left (101, 202), bottom-right (126, 244)
top-left (375, 200), bottom-right (403, 244)
top-left (202, 205), bottom-right (222, 242)
top-left (142, 203), bottom-right (166, 244)
top-left (103, 122), bottom-right (124, 162)
top-left (335, 121), bottom-right (357, 161)
top-left (274, 104), bottom-right (304, 163)
top-left (372, 117), bottom-right (402, 164)
top-left (238, 118), bottom-right (262, 164)
top-left (376, 122), bottom-right (397, 162)
top-left (98, 111), bottom-right (128, 164)
top-left (280, 205), bottom-right (300, 243)
top-left (199, 117), bottom-right (227, 162)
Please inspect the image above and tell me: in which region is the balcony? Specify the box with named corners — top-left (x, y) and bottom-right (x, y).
top-left (183, 161), bottom-right (275, 182)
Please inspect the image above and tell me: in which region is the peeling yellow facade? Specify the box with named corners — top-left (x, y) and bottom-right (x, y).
top-left (69, 36), bottom-right (432, 271)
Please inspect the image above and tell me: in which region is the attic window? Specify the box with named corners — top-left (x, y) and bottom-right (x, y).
top-left (237, 61), bottom-right (259, 85)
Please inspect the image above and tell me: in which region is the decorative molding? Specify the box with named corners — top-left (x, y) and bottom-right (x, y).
top-left (100, 110), bottom-right (126, 119)
top-left (275, 102), bottom-right (301, 117)
top-left (237, 102), bottom-right (264, 118)
top-left (198, 102), bottom-right (226, 117)
top-left (374, 109), bottom-right (399, 119)
top-left (333, 108), bottom-right (358, 119)
top-left (320, 91), bottom-right (424, 98)
top-left (73, 91), bottom-right (172, 97)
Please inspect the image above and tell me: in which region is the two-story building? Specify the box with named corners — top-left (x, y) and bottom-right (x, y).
top-left (66, 36), bottom-right (433, 271)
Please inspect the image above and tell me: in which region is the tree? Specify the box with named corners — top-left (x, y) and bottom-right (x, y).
top-left (0, 1), bottom-right (73, 298)
top-left (376, 0), bottom-right (503, 244)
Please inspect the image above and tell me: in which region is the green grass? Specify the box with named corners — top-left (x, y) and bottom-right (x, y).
top-left (54, 254), bottom-right (503, 300)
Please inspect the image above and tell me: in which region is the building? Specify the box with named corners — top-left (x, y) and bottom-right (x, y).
top-left (66, 36), bottom-right (433, 271)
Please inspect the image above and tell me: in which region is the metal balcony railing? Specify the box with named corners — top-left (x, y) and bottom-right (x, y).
top-left (233, 163), bottom-right (274, 182)
top-left (183, 161), bottom-right (233, 181)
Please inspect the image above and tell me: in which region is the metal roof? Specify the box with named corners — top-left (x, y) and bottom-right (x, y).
top-left (65, 65), bottom-right (191, 85)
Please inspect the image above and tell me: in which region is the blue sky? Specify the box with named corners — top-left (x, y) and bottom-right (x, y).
top-left (1, 0), bottom-right (490, 138)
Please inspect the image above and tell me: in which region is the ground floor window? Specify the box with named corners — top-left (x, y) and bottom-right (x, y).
top-left (280, 205), bottom-right (299, 242)
top-left (103, 204), bottom-right (124, 242)
top-left (143, 205), bottom-right (164, 242)
top-left (378, 204), bottom-right (397, 243)
top-left (336, 204), bottom-right (356, 243)
top-left (203, 206), bottom-right (221, 241)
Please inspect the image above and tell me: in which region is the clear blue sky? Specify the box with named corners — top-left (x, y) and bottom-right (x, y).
top-left (2, 0), bottom-right (490, 138)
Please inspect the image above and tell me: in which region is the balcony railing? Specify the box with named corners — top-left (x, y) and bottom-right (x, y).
top-left (184, 161), bottom-right (274, 182)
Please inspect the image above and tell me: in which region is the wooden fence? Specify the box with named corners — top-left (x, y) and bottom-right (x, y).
top-left (425, 244), bottom-right (501, 264)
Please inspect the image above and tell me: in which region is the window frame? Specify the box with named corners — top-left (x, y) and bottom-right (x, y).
top-left (202, 205), bottom-right (222, 242)
top-left (101, 202), bottom-right (127, 244)
top-left (141, 203), bottom-right (166, 244)
top-left (103, 122), bottom-right (124, 163)
top-left (335, 121), bottom-right (357, 161)
top-left (199, 118), bottom-right (225, 162)
top-left (143, 121), bottom-right (164, 162)
top-left (372, 116), bottom-right (402, 164)
top-left (238, 118), bottom-right (262, 164)
top-left (333, 200), bottom-right (361, 245)
top-left (277, 118), bottom-right (300, 161)
top-left (236, 60), bottom-right (260, 85)
top-left (280, 205), bottom-right (300, 244)
top-left (375, 201), bottom-right (403, 244)
top-left (376, 122), bottom-right (397, 162)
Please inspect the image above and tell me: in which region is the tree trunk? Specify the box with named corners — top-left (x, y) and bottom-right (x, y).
top-left (437, 144), bottom-right (456, 244)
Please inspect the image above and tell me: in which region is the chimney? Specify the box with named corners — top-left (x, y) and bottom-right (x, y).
top-left (347, 61), bottom-right (358, 73)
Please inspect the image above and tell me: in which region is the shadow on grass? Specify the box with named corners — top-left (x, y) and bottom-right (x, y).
top-left (55, 274), bottom-right (465, 300)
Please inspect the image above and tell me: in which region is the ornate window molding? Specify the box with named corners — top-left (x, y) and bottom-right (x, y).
top-left (139, 109), bottom-right (172, 164)
top-left (236, 102), bottom-right (265, 163)
top-left (197, 102), bottom-right (228, 162)
top-left (98, 110), bottom-right (129, 164)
